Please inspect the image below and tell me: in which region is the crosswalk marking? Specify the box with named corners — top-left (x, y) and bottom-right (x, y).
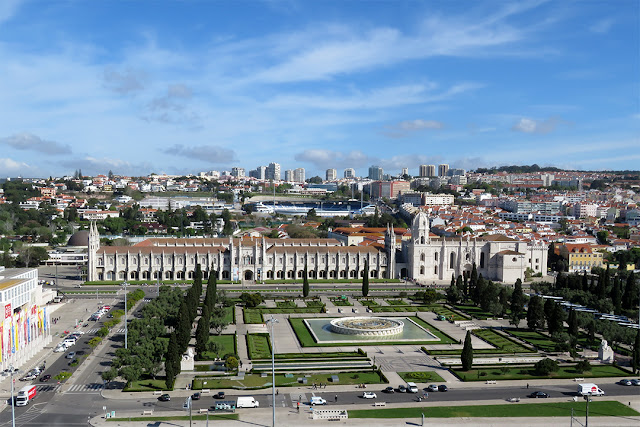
top-left (36, 383), bottom-right (104, 393)
top-left (87, 327), bottom-right (126, 334)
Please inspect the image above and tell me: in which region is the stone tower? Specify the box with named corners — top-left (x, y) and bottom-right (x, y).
top-left (87, 221), bottom-right (100, 281)
top-left (384, 224), bottom-right (397, 279)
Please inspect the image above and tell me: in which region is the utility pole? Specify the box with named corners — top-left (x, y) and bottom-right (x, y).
top-left (10, 366), bottom-right (16, 427)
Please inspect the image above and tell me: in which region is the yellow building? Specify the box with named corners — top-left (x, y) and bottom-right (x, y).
top-left (565, 244), bottom-right (604, 272)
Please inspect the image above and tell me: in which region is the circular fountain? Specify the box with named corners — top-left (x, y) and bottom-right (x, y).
top-left (329, 317), bottom-right (404, 336)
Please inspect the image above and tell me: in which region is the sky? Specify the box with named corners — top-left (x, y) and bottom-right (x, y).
top-left (0, 0), bottom-right (638, 179)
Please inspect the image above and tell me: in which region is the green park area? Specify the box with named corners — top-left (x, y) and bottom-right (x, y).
top-left (199, 334), bottom-right (236, 361)
top-left (109, 414), bottom-right (239, 422)
top-left (192, 370), bottom-right (386, 390)
top-left (244, 306), bottom-right (324, 324)
top-left (348, 401), bottom-right (639, 419)
top-left (505, 329), bottom-right (557, 352)
top-left (398, 371), bottom-right (445, 383)
top-left (450, 363), bottom-right (630, 381)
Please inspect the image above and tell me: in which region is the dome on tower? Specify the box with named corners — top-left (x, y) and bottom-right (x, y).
top-left (67, 230), bottom-right (90, 247)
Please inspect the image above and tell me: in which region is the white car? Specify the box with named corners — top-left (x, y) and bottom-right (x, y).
top-left (54, 346), bottom-right (65, 353)
top-left (362, 392), bottom-right (377, 399)
top-left (310, 396), bottom-right (327, 405)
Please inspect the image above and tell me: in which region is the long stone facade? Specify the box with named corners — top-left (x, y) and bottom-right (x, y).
top-left (87, 212), bottom-right (548, 285)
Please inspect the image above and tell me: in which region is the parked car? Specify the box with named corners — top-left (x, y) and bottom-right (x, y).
top-left (383, 386), bottom-right (395, 393)
top-left (618, 379), bottom-right (633, 386)
top-left (310, 396), bottom-right (327, 405)
top-left (214, 391), bottom-right (225, 399)
top-left (40, 375), bottom-right (51, 382)
top-left (362, 391), bottom-right (377, 399)
top-left (631, 379), bottom-right (640, 386)
top-left (427, 384), bottom-right (439, 392)
top-left (158, 394), bottom-right (171, 402)
top-left (191, 392), bottom-right (201, 400)
top-left (397, 385), bottom-right (407, 393)
top-left (66, 352), bottom-right (76, 359)
top-left (20, 374), bottom-right (37, 381)
top-left (529, 391), bottom-right (549, 398)
top-left (438, 385), bottom-right (448, 392)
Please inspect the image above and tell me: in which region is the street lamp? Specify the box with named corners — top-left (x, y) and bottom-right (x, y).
top-left (121, 281), bottom-right (129, 349)
top-left (266, 315), bottom-right (279, 427)
top-left (9, 365), bottom-right (18, 427)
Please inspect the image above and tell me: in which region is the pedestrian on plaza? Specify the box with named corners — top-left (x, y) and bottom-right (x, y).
top-left (335, 394), bottom-right (338, 402)
top-left (299, 394), bottom-right (302, 401)
top-left (527, 383), bottom-right (529, 389)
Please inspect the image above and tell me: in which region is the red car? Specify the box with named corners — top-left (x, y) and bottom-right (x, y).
top-left (40, 375), bottom-right (51, 382)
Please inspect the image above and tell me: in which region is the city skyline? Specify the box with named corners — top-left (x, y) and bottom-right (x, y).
top-left (0, 0), bottom-right (638, 178)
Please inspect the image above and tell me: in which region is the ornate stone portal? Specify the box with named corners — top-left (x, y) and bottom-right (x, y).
top-left (329, 317), bottom-right (404, 336)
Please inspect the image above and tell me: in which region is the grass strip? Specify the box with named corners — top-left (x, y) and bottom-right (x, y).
top-left (348, 401), bottom-right (639, 419)
top-left (450, 364), bottom-right (630, 381)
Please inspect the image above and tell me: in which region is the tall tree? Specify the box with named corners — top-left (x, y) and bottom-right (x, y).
top-left (547, 303), bottom-right (566, 335)
top-left (194, 263), bottom-right (203, 296)
top-left (205, 269), bottom-right (218, 312)
top-left (361, 260), bottom-right (369, 297)
top-left (302, 263), bottom-right (310, 298)
top-left (461, 331), bottom-right (473, 371)
top-left (567, 309), bottom-right (578, 337)
top-left (622, 272), bottom-right (637, 310)
top-left (470, 263), bottom-right (480, 305)
top-left (509, 278), bottom-right (525, 326)
top-left (164, 332), bottom-right (180, 389)
top-left (526, 295), bottom-right (545, 330)
top-left (195, 312), bottom-right (210, 357)
top-left (612, 275), bottom-right (622, 314)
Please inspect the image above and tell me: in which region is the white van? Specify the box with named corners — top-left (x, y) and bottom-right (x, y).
top-left (577, 383), bottom-right (604, 396)
top-left (310, 396), bottom-right (327, 405)
top-left (407, 382), bottom-right (419, 393)
top-left (236, 396), bottom-right (259, 408)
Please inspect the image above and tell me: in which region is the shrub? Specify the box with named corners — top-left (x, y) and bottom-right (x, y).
top-left (479, 372), bottom-right (487, 376)
top-left (534, 358), bottom-right (559, 375)
top-left (575, 360), bottom-right (592, 373)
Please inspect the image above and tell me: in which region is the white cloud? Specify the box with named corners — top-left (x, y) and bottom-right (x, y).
top-left (58, 156), bottom-right (153, 177)
top-left (0, 157), bottom-right (32, 174)
top-left (511, 117), bottom-right (566, 134)
top-left (0, 132), bottom-right (72, 154)
top-left (589, 18), bottom-right (614, 34)
top-left (398, 120), bottom-right (444, 131)
top-left (162, 144), bottom-right (236, 164)
top-left (102, 68), bottom-right (147, 95)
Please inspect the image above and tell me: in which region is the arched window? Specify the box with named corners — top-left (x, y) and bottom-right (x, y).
top-left (420, 236), bottom-right (425, 244)
top-left (420, 266), bottom-right (424, 275)
top-left (420, 253), bottom-right (425, 262)
top-left (434, 265), bottom-right (438, 275)
top-left (480, 252), bottom-right (485, 269)
top-left (450, 252), bottom-right (455, 268)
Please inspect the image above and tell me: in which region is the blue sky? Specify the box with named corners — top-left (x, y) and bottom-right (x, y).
top-left (0, 0), bottom-right (638, 178)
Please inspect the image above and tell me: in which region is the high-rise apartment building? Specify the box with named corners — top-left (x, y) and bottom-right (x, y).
top-left (419, 164), bottom-right (436, 177)
top-left (401, 168), bottom-right (409, 177)
top-left (284, 170), bottom-right (294, 182)
top-left (326, 168), bottom-right (337, 181)
top-left (249, 166), bottom-right (267, 180)
top-left (344, 168), bottom-right (355, 179)
top-left (368, 165), bottom-right (383, 180)
top-left (438, 164), bottom-right (449, 177)
top-left (293, 168), bottom-right (305, 183)
top-left (231, 167), bottom-right (245, 178)
top-left (266, 162), bottom-right (281, 181)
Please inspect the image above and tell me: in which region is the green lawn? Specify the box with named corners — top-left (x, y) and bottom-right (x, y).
top-left (385, 299), bottom-right (407, 305)
top-left (429, 305), bottom-right (470, 321)
top-left (246, 334), bottom-right (272, 359)
top-left (124, 378), bottom-right (167, 392)
top-left (305, 300), bottom-right (325, 308)
top-left (275, 300), bottom-right (297, 308)
top-left (411, 317), bottom-right (457, 344)
top-left (349, 401), bottom-right (638, 419)
top-left (200, 334), bottom-right (236, 360)
top-left (192, 371), bottom-right (386, 390)
top-left (506, 329), bottom-right (556, 352)
top-left (454, 304), bottom-right (498, 320)
top-left (472, 329), bottom-right (533, 353)
top-left (451, 364), bottom-right (631, 381)
top-left (330, 298), bottom-right (352, 306)
top-left (243, 309), bottom-right (263, 324)
top-left (221, 306), bottom-right (234, 324)
top-left (359, 299), bottom-right (379, 307)
top-left (398, 371), bottom-right (445, 383)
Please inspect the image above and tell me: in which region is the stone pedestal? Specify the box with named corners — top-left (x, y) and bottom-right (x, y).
top-left (180, 347), bottom-right (195, 371)
top-left (598, 340), bottom-right (613, 363)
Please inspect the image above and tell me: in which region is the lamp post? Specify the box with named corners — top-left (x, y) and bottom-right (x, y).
top-left (9, 365), bottom-right (17, 427)
top-left (121, 281), bottom-right (129, 349)
top-left (266, 315), bottom-right (279, 427)
top-left (584, 393), bottom-right (591, 427)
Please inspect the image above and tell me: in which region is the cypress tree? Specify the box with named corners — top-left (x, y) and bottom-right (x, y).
top-left (568, 309), bottom-right (578, 337)
top-left (527, 295), bottom-right (545, 330)
top-left (612, 275), bottom-right (622, 314)
top-left (206, 269), bottom-right (218, 312)
top-left (195, 313), bottom-right (210, 356)
top-left (622, 272), bottom-right (637, 310)
top-left (361, 260), bottom-right (369, 297)
top-left (165, 332), bottom-right (180, 389)
top-left (509, 278), bottom-right (525, 326)
top-left (194, 263), bottom-right (203, 296)
top-left (461, 331), bottom-right (473, 371)
top-left (302, 263), bottom-right (310, 298)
